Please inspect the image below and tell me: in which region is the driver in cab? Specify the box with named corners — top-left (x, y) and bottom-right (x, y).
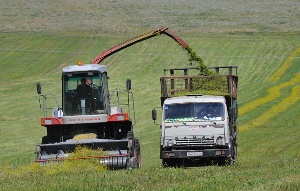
top-left (76, 78), bottom-right (91, 99)
top-left (74, 78), bottom-right (92, 114)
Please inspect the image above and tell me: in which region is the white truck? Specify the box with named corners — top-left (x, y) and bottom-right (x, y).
top-left (152, 66), bottom-right (238, 166)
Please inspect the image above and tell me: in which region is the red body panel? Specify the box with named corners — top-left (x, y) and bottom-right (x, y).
top-left (41, 113), bottom-right (130, 126)
top-left (107, 113), bottom-right (129, 122)
top-left (41, 118), bottom-right (63, 126)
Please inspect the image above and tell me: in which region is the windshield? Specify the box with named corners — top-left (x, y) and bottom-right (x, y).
top-left (62, 73), bottom-right (105, 116)
top-left (164, 102), bottom-right (225, 122)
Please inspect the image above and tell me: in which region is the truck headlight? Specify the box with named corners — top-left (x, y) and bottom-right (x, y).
top-left (216, 137), bottom-right (224, 145)
top-left (167, 140), bottom-right (174, 147)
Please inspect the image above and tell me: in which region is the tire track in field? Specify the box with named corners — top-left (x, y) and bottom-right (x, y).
top-left (239, 48), bottom-right (300, 131)
top-left (240, 85), bottom-right (300, 132)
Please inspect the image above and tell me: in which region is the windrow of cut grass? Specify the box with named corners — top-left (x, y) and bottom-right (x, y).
top-left (1, 151), bottom-right (107, 177)
top-left (268, 47), bottom-right (300, 82)
top-left (240, 85), bottom-right (300, 131)
top-left (238, 47), bottom-right (300, 131)
top-left (239, 73), bottom-right (300, 116)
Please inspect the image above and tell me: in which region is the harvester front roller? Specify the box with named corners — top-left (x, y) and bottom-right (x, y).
top-left (35, 138), bottom-right (141, 170)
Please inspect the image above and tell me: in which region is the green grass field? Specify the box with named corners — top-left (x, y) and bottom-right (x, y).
top-left (0, 1), bottom-right (300, 190)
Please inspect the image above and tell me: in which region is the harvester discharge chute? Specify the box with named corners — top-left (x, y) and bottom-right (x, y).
top-left (91, 27), bottom-right (188, 64)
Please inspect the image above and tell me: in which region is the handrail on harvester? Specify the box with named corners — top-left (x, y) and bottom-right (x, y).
top-left (91, 27), bottom-right (189, 64)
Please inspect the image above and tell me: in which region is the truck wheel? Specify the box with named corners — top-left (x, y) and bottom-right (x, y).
top-left (162, 159), bottom-right (177, 167)
top-left (226, 145), bottom-right (237, 165)
top-left (162, 159), bottom-right (169, 167)
top-left (232, 145), bottom-right (237, 164)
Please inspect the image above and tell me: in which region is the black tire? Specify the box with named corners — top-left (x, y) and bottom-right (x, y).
top-left (35, 146), bottom-right (41, 160)
top-left (134, 139), bottom-right (141, 168)
top-left (225, 144), bottom-right (237, 165)
top-left (162, 159), bottom-right (178, 167)
top-left (42, 136), bottom-right (59, 144)
top-left (41, 136), bottom-right (50, 144)
top-left (137, 151), bottom-right (141, 168)
top-left (232, 144), bottom-right (238, 164)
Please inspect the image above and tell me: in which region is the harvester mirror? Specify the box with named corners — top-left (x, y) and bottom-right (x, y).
top-left (36, 83), bottom-right (41, 94)
top-left (126, 79), bottom-right (131, 90)
top-left (152, 108), bottom-right (157, 121)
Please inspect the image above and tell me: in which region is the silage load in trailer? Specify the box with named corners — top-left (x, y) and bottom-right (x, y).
top-left (160, 66), bottom-right (238, 105)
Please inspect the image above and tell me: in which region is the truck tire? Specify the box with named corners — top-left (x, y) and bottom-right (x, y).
top-left (232, 144), bottom-right (237, 164)
top-left (162, 159), bottom-right (178, 167)
top-left (226, 144), bottom-right (237, 165)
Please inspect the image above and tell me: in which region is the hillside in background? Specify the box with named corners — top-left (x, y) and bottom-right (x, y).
top-left (0, 0), bottom-right (299, 35)
top-left (0, 1), bottom-right (299, 190)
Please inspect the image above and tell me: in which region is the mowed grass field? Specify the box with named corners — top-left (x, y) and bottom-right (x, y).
top-left (0, 1), bottom-right (300, 190)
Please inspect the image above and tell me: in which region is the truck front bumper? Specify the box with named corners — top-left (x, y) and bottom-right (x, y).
top-left (160, 149), bottom-right (230, 159)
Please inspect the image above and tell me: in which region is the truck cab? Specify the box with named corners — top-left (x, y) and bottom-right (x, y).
top-left (153, 66), bottom-right (238, 166)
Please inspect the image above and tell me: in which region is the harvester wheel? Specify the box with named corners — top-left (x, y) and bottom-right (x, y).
top-left (42, 136), bottom-right (50, 144)
top-left (126, 157), bottom-right (139, 169)
top-left (137, 150), bottom-right (141, 168)
top-left (134, 139), bottom-right (141, 168)
top-left (35, 146), bottom-right (41, 160)
top-left (42, 136), bottom-right (59, 144)
top-left (126, 139), bottom-right (141, 169)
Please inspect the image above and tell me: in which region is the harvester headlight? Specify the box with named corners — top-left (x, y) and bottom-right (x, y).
top-left (117, 115), bottom-right (125, 120)
top-left (44, 119), bottom-right (52, 125)
top-left (216, 137), bottom-right (224, 145)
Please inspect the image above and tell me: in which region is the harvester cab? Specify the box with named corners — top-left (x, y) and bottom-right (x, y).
top-left (35, 62), bottom-right (141, 170)
top-left (62, 63), bottom-right (110, 116)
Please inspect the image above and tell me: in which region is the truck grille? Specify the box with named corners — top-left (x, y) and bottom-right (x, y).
top-left (176, 139), bottom-right (214, 146)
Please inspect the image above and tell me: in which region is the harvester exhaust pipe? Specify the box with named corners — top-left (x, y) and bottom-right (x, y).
top-left (36, 83), bottom-right (41, 94)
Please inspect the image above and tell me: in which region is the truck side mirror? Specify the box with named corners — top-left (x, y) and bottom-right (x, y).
top-left (36, 83), bottom-right (41, 94)
top-left (152, 109), bottom-right (157, 121)
top-left (126, 79), bottom-right (131, 91)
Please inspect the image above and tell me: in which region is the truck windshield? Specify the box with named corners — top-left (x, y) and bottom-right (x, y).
top-left (164, 102), bottom-right (225, 122)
